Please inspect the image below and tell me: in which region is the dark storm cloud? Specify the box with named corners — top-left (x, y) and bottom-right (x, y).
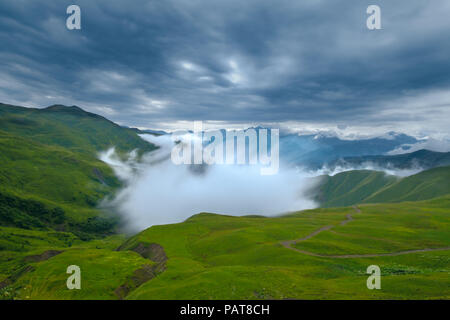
top-left (0, 0), bottom-right (449, 133)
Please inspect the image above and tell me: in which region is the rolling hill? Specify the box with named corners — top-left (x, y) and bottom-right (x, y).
top-left (0, 103), bottom-right (156, 156)
top-left (1, 196), bottom-right (449, 299)
top-left (0, 103), bottom-right (156, 238)
top-left (0, 103), bottom-right (449, 300)
top-left (315, 165), bottom-right (450, 207)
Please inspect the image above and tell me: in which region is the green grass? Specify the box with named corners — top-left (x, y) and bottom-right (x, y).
top-left (316, 166), bottom-right (450, 207)
top-left (125, 197), bottom-right (449, 299)
top-left (0, 103), bottom-right (156, 237)
top-left (0, 226), bottom-right (146, 300)
top-left (14, 249), bottom-right (151, 300)
top-left (0, 129), bottom-right (120, 207)
top-left (0, 103), bottom-right (156, 156)
top-left (365, 166), bottom-right (450, 203)
top-left (0, 130), bottom-right (120, 237)
top-left (294, 198), bottom-right (450, 255)
top-left (2, 197), bottom-right (447, 300)
top-left (1, 103), bottom-right (449, 300)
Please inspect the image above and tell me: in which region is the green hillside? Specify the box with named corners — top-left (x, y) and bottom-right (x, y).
top-left (315, 166), bottom-right (450, 207)
top-left (0, 104), bottom-right (156, 238)
top-left (315, 170), bottom-right (397, 207)
top-left (0, 103), bottom-right (449, 300)
top-left (0, 103), bottom-right (155, 156)
top-left (365, 166), bottom-right (450, 203)
top-left (1, 197), bottom-right (449, 300)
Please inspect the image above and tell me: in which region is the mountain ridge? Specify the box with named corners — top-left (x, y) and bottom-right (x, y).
top-left (327, 149), bottom-right (450, 171)
top-left (0, 103), bottom-right (157, 156)
top-left (0, 103), bottom-right (158, 238)
top-left (314, 165), bottom-right (450, 207)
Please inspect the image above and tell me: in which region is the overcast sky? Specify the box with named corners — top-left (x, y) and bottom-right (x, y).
top-left (0, 0), bottom-right (449, 137)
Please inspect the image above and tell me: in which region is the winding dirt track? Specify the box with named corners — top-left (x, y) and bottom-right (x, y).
top-left (280, 205), bottom-right (450, 259)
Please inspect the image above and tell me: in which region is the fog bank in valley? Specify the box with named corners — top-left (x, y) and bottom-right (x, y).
top-left (99, 134), bottom-right (319, 231)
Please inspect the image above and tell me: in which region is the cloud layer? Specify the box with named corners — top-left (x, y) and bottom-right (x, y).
top-left (1, 0), bottom-right (450, 137)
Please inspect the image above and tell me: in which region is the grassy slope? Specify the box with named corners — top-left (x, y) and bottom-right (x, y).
top-left (1, 103), bottom-right (449, 299)
top-left (0, 104), bottom-right (156, 237)
top-left (316, 166), bottom-right (450, 207)
top-left (0, 129), bottom-right (119, 208)
top-left (0, 227), bottom-right (149, 300)
top-left (365, 166), bottom-right (450, 203)
top-left (0, 103), bottom-right (154, 156)
top-left (3, 197), bottom-right (448, 300)
top-left (0, 103), bottom-right (162, 298)
top-left (316, 170), bottom-right (397, 207)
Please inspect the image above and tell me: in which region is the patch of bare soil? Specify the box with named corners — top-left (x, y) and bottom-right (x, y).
top-left (114, 264), bottom-right (157, 299)
top-left (0, 250), bottom-right (60, 290)
top-left (24, 250), bottom-right (63, 262)
top-left (115, 242), bottom-right (167, 299)
top-left (0, 265), bottom-right (35, 289)
top-left (132, 243), bottom-right (167, 263)
top-left (92, 168), bottom-right (107, 185)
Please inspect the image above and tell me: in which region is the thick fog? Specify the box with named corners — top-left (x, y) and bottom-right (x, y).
top-left (99, 134), bottom-right (319, 231)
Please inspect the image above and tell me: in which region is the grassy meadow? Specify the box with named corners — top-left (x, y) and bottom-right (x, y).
top-left (0, 103), bottom-right (449, 300)
top-left (1, 197), bottom-right (449, 300)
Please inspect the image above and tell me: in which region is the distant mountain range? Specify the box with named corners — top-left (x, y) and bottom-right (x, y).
top-left (0, 102), bottom-right (448, 234)
top-left (279, 131), bottom-right (420, 168)
top-left (1, 103), bottom-right (449, 300)
top-left (133, 125), bottom-right (431, 170)
top-left (327, 149), bottom-right (450, 171)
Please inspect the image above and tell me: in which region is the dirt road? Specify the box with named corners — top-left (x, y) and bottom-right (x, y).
top-left (280, 206), bottom-right (450, 259)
